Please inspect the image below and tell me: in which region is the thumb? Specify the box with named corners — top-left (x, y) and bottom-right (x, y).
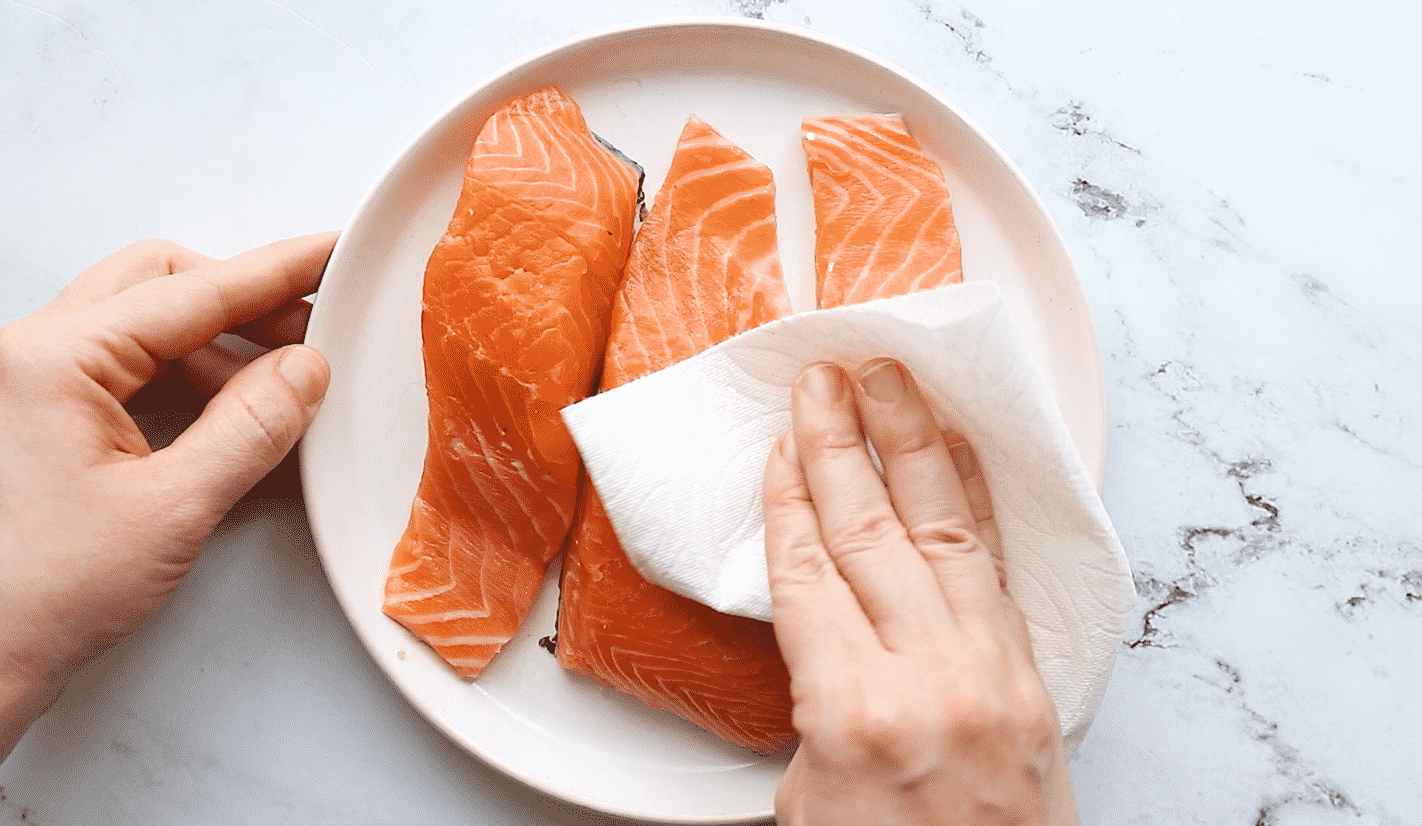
top-left (152, 344), bottom-right (329, 515)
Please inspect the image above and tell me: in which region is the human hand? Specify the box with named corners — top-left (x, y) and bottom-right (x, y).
top-left (0, 234), bottom-right (337, 761)
top-left (762, 359), bottom-right (1077, 825)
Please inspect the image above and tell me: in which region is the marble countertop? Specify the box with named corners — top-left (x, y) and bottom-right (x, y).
top-left (3, 1), bottom-right (1419, 823)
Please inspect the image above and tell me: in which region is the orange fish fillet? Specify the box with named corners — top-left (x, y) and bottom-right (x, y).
top-left (555, 116), bottom-right (797, 754)
top-left (384, 86), bottom-right (642, 678)
top-left (801, 114), bottom-right (963, 308)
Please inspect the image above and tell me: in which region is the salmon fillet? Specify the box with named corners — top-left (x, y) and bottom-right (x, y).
top-left (801, 114), bottom-right (963, 308)
top-left (384, 86), bottom-right (642, 678)
top-left (556, 116), bottom-right (797, 754)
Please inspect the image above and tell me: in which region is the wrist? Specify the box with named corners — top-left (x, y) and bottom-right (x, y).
top-left (0, 588), bottom-right (83, 765)
top-left (0, 649), bottom-right (68, 765)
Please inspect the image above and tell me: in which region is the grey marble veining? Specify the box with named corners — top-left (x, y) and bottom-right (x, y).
top-left (2, 1), bottom-right (1419, 823)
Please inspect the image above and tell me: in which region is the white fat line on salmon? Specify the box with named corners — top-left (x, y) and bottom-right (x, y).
top-left (612, 283), bottom-right (654, 378)
top-left (476, 112), bottom-right (524, 165)
top-left (720, 208), bottom-right (775, 251)
top-left (397, 608), bottom-right (495, 624)
top-left (825, 140), bottom-right (934, 199)
top-left (603, 644), bottom-right (694, 689)
top-left (384, 577), bottom-right (457, 606)
top-left (455, 433), bottom-right (540, 492)
top-left (387, 560), bottom-right (423, 577)
top-left (686, 215), bottom-right (713, 346)
top-left (675, 157), bottom-right (760, 189)
top-left (880, 202), bottom-right (945, 294)
top-left (709, 192), bottom-right (771, 245)
top-left (823, 175), bottom-right (882, 275)
top-left (456, 354), bottom-right (571, 539)
top-left (444, 653), bottom-right (497, 672)
top-left (525, 114), bottom-right (562, 180)
top-left (449, 425), bottom-right (544, 548)
top-left (420, 634), bottom-right (511, 647)
top-left (720, 212), bottom-right (778, 282)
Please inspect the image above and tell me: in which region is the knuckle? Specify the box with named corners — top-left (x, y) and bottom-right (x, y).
top-left (790, 699), bottom-right (834, 745)
top-left (843, 700), bottom-right (943, 778)
top-left (1014, 680), bottom-right (1060, 742)
top-left (943, 683), bottom-right (1057, 755)
top-left (799, 424), bottom-right (864, 458)
top-left (233, 386), bottom-right (300, 465)
top-left (855, 701), bottom-right (919, 756)
top-left (0, 318), bottom-right (67, 375)
top-left (122, 238), bottom-right (192, 271)
top-left (0, 314), bottom-right (43, 348)
top-left (166, 270), bottom-right (234, 331)
top-left (768, 537), bottom-right (837, 588)
top-left (124, 237), bottom-right (177, 255)
top-left (772, 782), bottom-right (800, 825)
top-left (797, 669), bottom-right (1063, 785)
top-left (796, 675), bottom-right (929, 771)
top-left (911, 520), bottom-right (986, 558)
top-left (792, 676), bottom-right (867, 741)
top-left (944, 692), bottom-right (1013, 744)
top-left (828, 513), bottom-right (908, 565)
top-left (763, 472), bottom-right (812, 511)
top-left (874, 422), bottom-right (941, 459)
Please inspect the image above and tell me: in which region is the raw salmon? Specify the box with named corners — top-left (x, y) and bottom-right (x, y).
top-left (384, 86), bottom-right (642, 678)
top-left (555, 117), bottom-right (797, 754)
top-left (801, 114), bottom-right (963, 308)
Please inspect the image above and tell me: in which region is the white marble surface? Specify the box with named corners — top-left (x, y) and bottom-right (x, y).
top-left (2, 1), bottom-right (1419, 823)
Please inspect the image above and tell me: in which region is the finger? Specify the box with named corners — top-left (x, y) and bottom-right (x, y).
top-left (179, 339), bottom-right (254, 398)
top-left (855, 360), bottom-right (978, 537)
top-left (232, 298), bottom-right (313, 350)
top-left (945, 434), bottom-right (1007, 587)
top-left (144, 344), bottom-right (329, 517)
top-left (945, 436), bottom-right (994, 524)
top-left (791, 363), bottom-right (952, 648)
top-left (48, 240), bottom-right (217, 313)
top-left (852, 359), bottom-right (1006, 620)
top-left (123, 339), bottom-right (259, 415)
top-left (763, 432), bottom-right (879, 675)
top-left (82, 232), bottom-right (337, 363)
top-left (975, 519), bottom-right (1006, 589)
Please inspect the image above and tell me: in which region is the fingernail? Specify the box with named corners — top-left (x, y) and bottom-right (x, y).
top-left (278, 346), bottom-right (329, 409)
top-left (949, 441), bottom-right (979, 480)
top-left (858, 358), bottom-right (905, 403)
top-left (778, 431), bottom-right (798, 465)
top-left (799, 363), bottom-right (844, 404)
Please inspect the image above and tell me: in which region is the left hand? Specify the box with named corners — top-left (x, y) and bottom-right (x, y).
top-left (0, 233), bottom-right (337, 762)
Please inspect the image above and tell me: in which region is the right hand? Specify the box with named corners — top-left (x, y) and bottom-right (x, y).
top-left (762, 359), bottom-right (1077, 825)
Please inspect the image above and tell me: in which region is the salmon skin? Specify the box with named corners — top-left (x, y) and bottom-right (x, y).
top-left (556, 116), bottom-right (797, 754)
top-left (384, 86), bottom-right (642, 678)
top-left (801, 114), bottom-right (963, 308)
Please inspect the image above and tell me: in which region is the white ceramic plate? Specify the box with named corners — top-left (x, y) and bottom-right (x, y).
top-left (301, 17), bottom-right (1105, 824)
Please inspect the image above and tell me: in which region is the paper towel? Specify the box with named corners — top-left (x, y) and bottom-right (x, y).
top-left (561, 281), bottom-right (1135, 748)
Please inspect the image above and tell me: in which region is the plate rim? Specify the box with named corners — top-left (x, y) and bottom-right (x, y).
top-left (301, 15), bottom-right (1107, 823)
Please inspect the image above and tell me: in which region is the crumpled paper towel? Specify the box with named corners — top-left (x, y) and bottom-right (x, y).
top-left (561, 281), bottom-right (1135, 748)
